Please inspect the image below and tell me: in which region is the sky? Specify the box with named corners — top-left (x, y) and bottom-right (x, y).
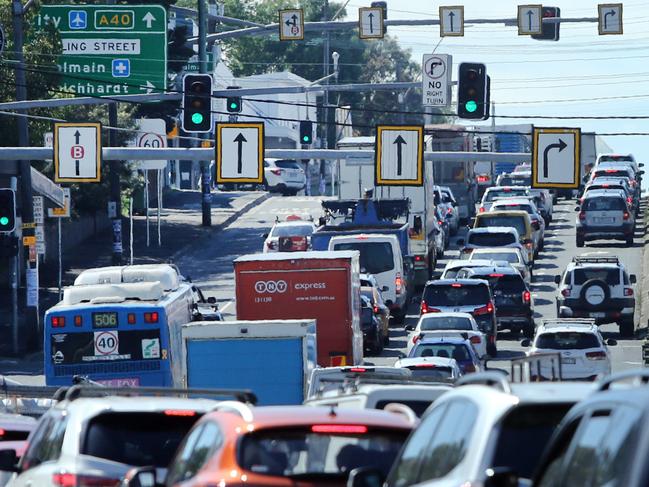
top-left (340, 0), bottom-right (649, 183)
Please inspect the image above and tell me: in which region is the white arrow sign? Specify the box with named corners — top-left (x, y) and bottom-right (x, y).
top-left (518, 4), bottom-right (543, 35)
top-left (439, 6), bottom-right (464, 37)
top-left (532, 127), bottom-right (581, 189)
top-left (216, 122), bottom-right (265, 183)
top-left (143, 12), bottom-right (156, 28)
top-left (279, 9), bottom-right (304, 41)
top-left (375, 125), bottom-right (424, 186)
top-left (422, 54), bottom-right (451, 107)
top-left (598, 3), bottom-right (623, 35)
top-left (54, 122), bottom-right (101, 183)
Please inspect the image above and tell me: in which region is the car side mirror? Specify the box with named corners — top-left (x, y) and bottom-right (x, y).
top-left (262, 233), bottom-right (269, 239)
top-left (484, 467), bottom-right (519, 487)
top-left (347, 466), bottom-right (385, 487)
top-left (0, 450), bottom-right (18, 473)
top-left (574, 206), bottom-right (580, 212)
top-left (607, 338), bottom-right (618, 346)
top-left (554, 275), bottom-right (561, 285)
top-left (532, 222), bottom-right (540, 230)
top-left (121, 467), bottom-right (163, 487)
top-left (207, 296), bottom-right (217, 304)
top-left (457, 238), bottom-right (465, 246)
top-left (521, 339), bottom-right (531, 347)
top-left (639, 163), bottom-right (645, 168)
top-left (638, 170), bottom-right (645, 176)
top-left (381, 286), bottom-right (389, 292)
top-left (404, 324), bottom-right (415, 331)
top-left (630, 274), bottom-right (637, 284)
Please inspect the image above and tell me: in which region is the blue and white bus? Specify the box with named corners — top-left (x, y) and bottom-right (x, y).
top-left (44, 265), bottom-right (195, 387)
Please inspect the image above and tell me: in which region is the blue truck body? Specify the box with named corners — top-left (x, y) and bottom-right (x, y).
top-left (494, 133), bottom-right (528, 175)
top-left (176, 320), bottom-right (317, 405)
top-left (311, 199), bottom-right (411, 257)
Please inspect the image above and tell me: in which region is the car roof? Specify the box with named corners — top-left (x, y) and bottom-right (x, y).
top-left (416, 336), bottom-right (472, 345)
top-left (272, 220), bottom-right (314, 227)
top-left (418, 311), bottom-right (474, 320)
top-left (479, 210), bottom-right (530, 218)
top-left (491, 198), bottom-right (534, 206)
top-left (471, 248), bottom-right (521, 255)
top-left (427, 278), bottom-right (490, 286)
top-left (53, 396), bottom-right (220, 416)
top-left (537, 324), bottom-right (598, 334)
top-left (486, 186), bottom-right (529, 192)
top-left (396, 357), bottom-right (459, 368)
top-left (444, 259), bottom-right (496, 269)
top-left (468, 226), bottom-right (519, 234)
top-left (463, 266), bottom-right (520, 276)
top-left (582, 189), bottom-right (627, 198)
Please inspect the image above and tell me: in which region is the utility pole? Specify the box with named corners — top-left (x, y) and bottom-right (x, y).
top-left (198, 0), bottom-right (211, 226)
top-left (320, 0), bottom-right (330, 196)
top-left (12, 0), bottom-right (37, 348)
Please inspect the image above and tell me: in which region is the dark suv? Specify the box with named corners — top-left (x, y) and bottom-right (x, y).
top-left (533, 370), bottom-right (649, 487)
top-left (458, 265), bottom-right (535, 338)
top-left (420, 279), bottom-right (498, 356)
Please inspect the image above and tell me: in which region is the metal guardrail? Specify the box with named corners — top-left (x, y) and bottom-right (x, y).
top-left (510, 353), bottom-right (563, 382)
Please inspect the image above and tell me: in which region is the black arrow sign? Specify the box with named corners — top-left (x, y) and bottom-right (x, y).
top-left (394, 135), bottom-right (406, 176)
top-left (526, 9), bottom-right (534, 31)
top-left (74, 130), bottom-right (81, 144)
top-left (448, 11), bottom-right (455, 32)
top-left (285, 14), bottom-right (297, 27)
top-left (368, 12), bottom-right (374, 33)
top-left (604, 9), bottom-right (616, 30)
top-left (543, 138), bottom-right (567, 178)
top-left (75, 160), bottom-right (80, 176)
top-left (234, 133), bottom-right (247, 174)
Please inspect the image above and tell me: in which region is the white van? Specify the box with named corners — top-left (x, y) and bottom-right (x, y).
top-left (328, 234), bottom-right (408, 321)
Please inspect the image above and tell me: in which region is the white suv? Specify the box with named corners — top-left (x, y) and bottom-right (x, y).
top-left (263, 159), bottom-right (306, 195)
top-left (4, 389), bottom-right (224, 487)
top-left (554, 254), bottom-right (637, 336)
top-left (522, 319), bottom-right (615, 381)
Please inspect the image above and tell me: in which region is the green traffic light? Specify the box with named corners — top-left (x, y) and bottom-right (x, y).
top-left (191, 112), bottom-right (204, 124)
top-left (465, 100), bottom-right (478, 113)
top-left (230, 102), bottom-right (239, 110)
top-left (0, 217), bottom-right (8, 226)
top-left (302, 136), bottom-right (310, 142)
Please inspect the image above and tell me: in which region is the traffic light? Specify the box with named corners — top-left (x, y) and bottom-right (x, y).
top-left (457, 63), bottom-right (489, 120)
top-left (532, 7), bottom-right (560, 41)
top-left (226, 86), bottom-right (242, 114)
top-left (299, 121), bottom-right (313, 144)
top-left (0, 235), bottom-right (18, 257)
top-left (0, 188), bottom-right (16, 233)
top-left (182, 74), bottom-right (213, 133)
top-left (371, 1), bottom-right (387, 30)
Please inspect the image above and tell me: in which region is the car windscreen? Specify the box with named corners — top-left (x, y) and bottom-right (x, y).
top-left (420, 316), bottom-right (473, 330)
top-left (238, 427), bottom-right (408, 478)
top-left (573, 268), bottom-right (620, 285)
top-left (583, 197), bottom-right (626, 211)
top-left (595, 170), bottom-right (629, 179)
top-left (485, 189), bottom-right (528, 202)
top-left (492, 404), bottom-right (572, 480)
top-left (333, 242), bottom-right (394, 274)
top-left (472, 251), bottom-right (520, 264)
top-left (271, 225), bottom-right (313, 237)
top-left (404, 367), bottom-right (454, 381)
top-left (424, 284), bottom-right (490, 306)
top-left (476, 216), bottom-right (527, 237)
top-left (536, 332), bottom-right (600, 349)
top-left (493, 204), bottom-right (532, 215)
top-left (468, 232), bottom-right (517, 247)
top-left (412, 343), bottom-right (471, 361)
top-left (374, 400), bottom-right (433, 418)
top-left (275, 160), bottom-right (302, 170)
top-left (82, 412), bottom-right (200, 468)
top-left (599, 155), bottom-right (633, 163)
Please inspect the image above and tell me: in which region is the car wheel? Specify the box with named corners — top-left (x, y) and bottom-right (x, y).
top-left (383, 329), bottom-right (390, 346)
top-left (626, 236), bottom-right (634, 247)
top-left (487, 342), bottom-right (498, 357)
top-left (576, 236), bottom-right (584, 247)
top-left (523, 322), bottom-right (535, 339)
top-left (539, 239), bottom-right (545, 251)
top-left (619, 318), bottom-right (635, 338)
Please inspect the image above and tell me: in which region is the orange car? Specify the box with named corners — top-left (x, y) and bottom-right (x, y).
top-left (123, 404), bottom-right (413, 487)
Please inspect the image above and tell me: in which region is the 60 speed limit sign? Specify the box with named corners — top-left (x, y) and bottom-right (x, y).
top-left (94, 331), bottom-right (119, 355)
top-left (135, 118), bottom-right (167, 170)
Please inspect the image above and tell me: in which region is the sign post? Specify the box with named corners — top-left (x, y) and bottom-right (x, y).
top-left (422, 54), bottom-right (451, 107)
top-left (375, 125), bottom-right (424, 186)
top-left (531, 127), bottom-right (581, 189)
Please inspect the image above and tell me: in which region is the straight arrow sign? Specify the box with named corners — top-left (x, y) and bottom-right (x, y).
top-left (368, 12), bottom-right (374, 33)
top-left (527, 10), bottom-right (534, 31)
top-left (376, 125), bottom-right (423, 187)
top-left (448, 11), bottom-right (455, 32)
top-left (234, 132), bottom-right (247, 174)
top-left (394, 135), bottom-right (406, 176)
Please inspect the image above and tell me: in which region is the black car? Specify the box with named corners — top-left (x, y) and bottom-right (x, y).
top-left (361, 296), bottom-right (383, 354)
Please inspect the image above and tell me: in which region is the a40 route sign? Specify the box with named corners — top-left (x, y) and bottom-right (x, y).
top-left (216, 122), bottom-right (265, 184)
top-left (531, 127), bottom-right (581, 189)
top-left (375, 125), bottom-right (424, 186)
top-left (35, 5), bottom-right (167, 96)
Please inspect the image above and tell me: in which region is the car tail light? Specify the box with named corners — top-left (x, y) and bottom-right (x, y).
top-left (479, 207), bottom-right (486, 213)
top-left (271, 168), bottom-right (281, 176)
top-left (373, 305), bottom-right (379, 313)
top-left (470, 335), bottom-right (481, 344)
top-left (524, 240), bottom-right (533, 249)
top-left (311, 425), bottom-right (368, 434)
top-left (451, 283), bottom-right (462, 288)
top-left (144, 312), bottom-right (159, 323)
top-left (464, 364), bottom-right (477, 373)
top-left (74, 315), bottom-right (82, 327)
top-left (561, 287), bottom-right (572, 297)
top-left (438, 220), bottom-right (443, 225)
top-left (623, 211), bottom-right (630, 220)
top-left (579, 212), bottom-right (586, 221)
top-left (586, 351), bottom-right (607, 361)
top-left (605, 169), bottom-right (616, 173)
top-left (51, 316), bottom-right (65, 328)
top-left (414, 255), bottom-right (424, 262)
top-left (447, 207), bottom-right (453, 214)
top-left (164, 410), bottom-right (197, 417)
top-left (53, 473), bottom-right (120, 487)
top-left (420, 301), bottom-right (440, 314)
top-left (627, 197), bottom-right (632, 204)
top-left (412, 334), bottom-right (421, 344)
top-left (348, 367), bottom-right (367, 373)
top-left (127, 313), bottom-right (136, 324)
top-left (477, 175), bottom-right (489, 183)
top-left (624, 288), bottom-right (634, 296)
top-left (504, 188), bottom-right (511, 192)
top-left (489, 273), bottom-right (504, 277)
top-left (475, 302), bottom-right (494, 315)
top-left (395, 273), bottom-right (403, 295)
top-left (523, 290), bottom-right (531, 303)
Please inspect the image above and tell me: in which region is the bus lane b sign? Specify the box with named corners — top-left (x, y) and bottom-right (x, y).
top-left (94, 330), bottom-right (118, 355)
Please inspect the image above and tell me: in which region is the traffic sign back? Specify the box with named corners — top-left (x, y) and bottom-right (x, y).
top-left (54, 122), bottom-right (102, 183)
top-left (375, 125), bottom-right (424, 186)
top-left (531, 127), bottom-right (581, 189)
top-left (216, 122), bottom-right (265, 184)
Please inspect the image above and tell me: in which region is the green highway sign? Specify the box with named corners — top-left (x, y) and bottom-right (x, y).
top-left (185, 53), bottom-right (215, 73)
top-left (35, 5), bottom-right (167, 95)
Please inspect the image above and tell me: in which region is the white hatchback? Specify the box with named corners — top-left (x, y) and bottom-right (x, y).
top-left (262, 219), bottom-right (316, 253)
top-left (405, 312), bottom-right (487, 358)
top-left (522, 319), bottom-right (615, 381)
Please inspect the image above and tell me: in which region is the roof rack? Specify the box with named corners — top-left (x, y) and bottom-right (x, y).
top-left (572, 255), bottom-right (619, 265)
top-left (62, 385), bottom-right (257, 404)
top-left (211, 400), bottom-right (254, 422)
top-left (597, 369), bottom-right (649, 391)
top-left (540, 318), bottom-right (596, 328)
top-left (455, 371), bottom-right (511, 393)
top-left (315, 375), bottom-right (452, 396)
top-left (510, 353), bottom-right (563, 382)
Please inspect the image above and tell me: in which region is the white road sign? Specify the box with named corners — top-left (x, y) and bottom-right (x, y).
top-left (375, 125), bottom-right (424, 186)
top-left (54, 122), bottom-right (101, 183)
top-left (532, 127), bottom-right (581, 189)
top-left (359, 7), bottom-right (384, 39)
top-left (134, 118), bottom-right (167, 170)
top-left (439, 6), bottom-right (464, 37)
top-left (33, 196), bottom-right (45, 255)
top-left (279, 9), bottom-right (304, 41)
top-left (518, 5), bottom-right (543, 35)
top-left (422, 54), bottom-right (452, 107)
top-left (216, 122), bottom-right (265, 184)
top-left (598, 4), bottom-right (623, 35)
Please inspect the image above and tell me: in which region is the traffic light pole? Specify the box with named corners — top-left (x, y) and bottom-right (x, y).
top-left (108, 103), bottom-right (122, 264)
top-left (198, 0), bottom-right (211, 227)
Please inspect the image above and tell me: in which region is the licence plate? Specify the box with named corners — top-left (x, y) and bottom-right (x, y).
top-left (561, 358), bottom-right (576, 364)
top-left (593, 217), bottom-right (613, 224)
top-left (590, 312), bottom-right (606, 318)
